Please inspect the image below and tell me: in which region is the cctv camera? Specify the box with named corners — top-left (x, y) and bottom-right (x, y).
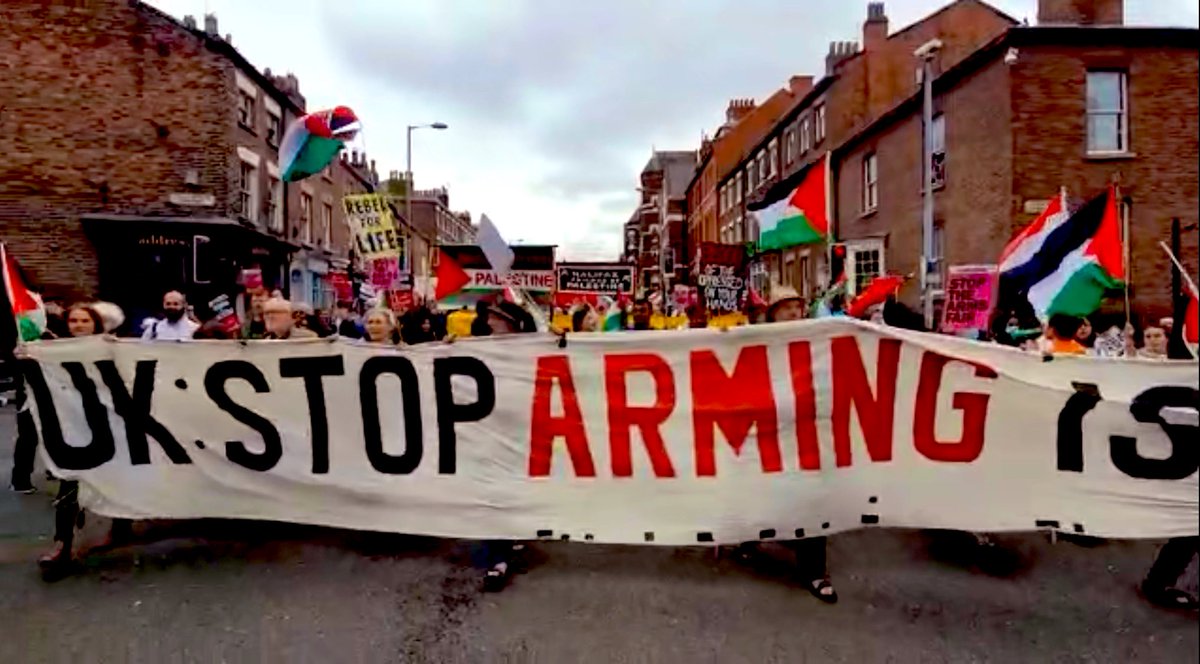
top-left (913, 38), bottom-right (943, 59)
top-left (1004, 48), bottom-right (1019, 65)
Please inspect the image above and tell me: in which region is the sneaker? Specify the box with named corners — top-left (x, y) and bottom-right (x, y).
top-left (9, 483), bottom-right (35, 495)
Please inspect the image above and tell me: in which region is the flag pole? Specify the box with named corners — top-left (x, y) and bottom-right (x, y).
top-left (1158, 241), bottom-right (1199, 297)
top-left (1117, 184), bottom-right (1131, 327)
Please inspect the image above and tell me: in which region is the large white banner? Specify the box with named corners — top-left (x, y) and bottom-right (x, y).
top-left (19, 320), bottom-right (1199, 544)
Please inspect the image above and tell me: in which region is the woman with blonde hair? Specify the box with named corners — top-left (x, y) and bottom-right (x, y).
top-left (363, 309), bottom-right (401, 345)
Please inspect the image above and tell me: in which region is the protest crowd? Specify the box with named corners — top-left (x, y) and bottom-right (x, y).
top-left (3, 217), bottom-right (1197, 612)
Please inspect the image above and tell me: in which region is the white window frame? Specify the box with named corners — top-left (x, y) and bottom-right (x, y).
top-left (930, 113), bottom-right (946, 190)
top-left (322, 200), bottom-right (334, 248)
top-left (800, 116), bottom-right (812, 153)
top-left (735, 172), bottom-right (743, 203)
top-left (785, 129), bottom-right (795, 163)
top-left (266, 110), bottom-right (282, 146)
top-left (815, 105), bottom-right (826, 143)
top-left (1086, 70), bottom-right (1128, 154)
top-left (300, 192), bottom-right (314, 244)
top-left (862, 153), bottom-right (878, 213)
top-left (846, 238), bottom-right (886, 296)
top-left (768, 139), bottom-right (779, 177)
top-left (929, 224), bottom-right (945, 293)
top-left (238, 159), bottom-right (258, 222)
top-left (238, 90), bottom-right (256, 129)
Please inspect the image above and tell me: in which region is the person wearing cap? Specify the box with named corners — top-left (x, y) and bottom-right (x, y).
top-left (263, 298), bottom-right (318, 340)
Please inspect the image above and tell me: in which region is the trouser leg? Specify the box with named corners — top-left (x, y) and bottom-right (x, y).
top-left (1145, 537), bottom-right (1199, 589)
top-left (787, 537), bottom-right (828, 582)
top-left (10, 407), bottom-right (38, 488)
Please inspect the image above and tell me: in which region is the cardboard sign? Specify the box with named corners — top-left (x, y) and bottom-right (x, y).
top-left (239, 269), bottom-right (263, 290)
top-left (343, 194), bottom-right (405, 262)
top-left (23, 321), bottom-right (1199, 543)
top-left (697, 242), bottom-right (748, 313)
top-left (941, 265), bottom-right (997, 333)
top-left (329, 272), bottom-right (353, 302)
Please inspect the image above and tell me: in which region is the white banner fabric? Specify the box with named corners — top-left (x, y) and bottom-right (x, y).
top-left (19, 320), bottom-right (1199, 544)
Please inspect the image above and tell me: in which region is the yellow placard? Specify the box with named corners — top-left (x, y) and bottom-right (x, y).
top-left (342, 194), bottom-right (404, 261)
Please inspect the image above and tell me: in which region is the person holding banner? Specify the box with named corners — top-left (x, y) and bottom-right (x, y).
top-left (39, 302), bottom-right (131, 579)
top-left (363, 309), bottom-right (401, 346)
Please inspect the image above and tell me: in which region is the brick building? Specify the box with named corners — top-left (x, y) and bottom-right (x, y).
top-left (380, 176), bottom-right (473, 299)
top-left (623, 151), bottom-right (695, 295)
top-left (0, 1), bottom-right (370, 325)
top-left (834, 0), bottom-right (1198, 323)
top-left (733, 0), bottom-right (1015, 299)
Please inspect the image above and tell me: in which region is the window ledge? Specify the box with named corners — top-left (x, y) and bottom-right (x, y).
top-left (860, 207), bottom-right (878, 219)
top-left (1085, 151), bottom-right (1137, 161)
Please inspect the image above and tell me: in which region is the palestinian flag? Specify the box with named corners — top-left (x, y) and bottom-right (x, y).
top-left (434, 248), bottom-right (471, 301)
top-left (999, 186), bottom-right (1124, 320)
top-left (1, 244), bottom-right (46, 342)
top-left (754, 153), bottom-right (829, 251)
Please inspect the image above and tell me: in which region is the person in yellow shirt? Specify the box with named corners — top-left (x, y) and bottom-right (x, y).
top-left (1043, 314), bottom-right (1088, 355)
top-left (445, 306), bottom-right (475, 338)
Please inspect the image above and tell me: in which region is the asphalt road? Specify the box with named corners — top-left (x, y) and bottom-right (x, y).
top-left (0, 407), bottom-right (1195, 663)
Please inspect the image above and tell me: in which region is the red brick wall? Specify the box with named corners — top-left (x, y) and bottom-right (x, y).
top-left (1011, 43), bottom-right (1199, 320)
top-left (0, 0), bottom-right (235, 299)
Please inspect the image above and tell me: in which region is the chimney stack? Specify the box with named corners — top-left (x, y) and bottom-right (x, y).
top-left (725, 98), bottom-right (756, 124)
top-left (1037, 0), bottom-right (1123, 25)
top-left (825, 41), bottom-right (859, 76)
top-left (863, 3), bottom-right (889, 51)
top-left (183, 15), bottom-right (197, 30)
top-left (203, 13), bottom-right (218, 36)
top-left (789, 75), bottom-right (814, 97)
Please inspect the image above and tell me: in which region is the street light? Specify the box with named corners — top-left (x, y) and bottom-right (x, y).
top-left (915, 38), bottom-right (941, 330)
top-left (405, 122), bottom-right (449, 281)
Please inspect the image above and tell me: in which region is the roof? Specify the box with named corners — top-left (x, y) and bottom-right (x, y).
top-left (723, 75), bottom-right (836, 186)
top-left (134, 2), bottom-right (302, 114)
top-left (642, 150), bottom-right (697, 199)
top-left (712, 87), bottom-right (798, 181)
top-left (836, 24), bottom-right (1200, 157)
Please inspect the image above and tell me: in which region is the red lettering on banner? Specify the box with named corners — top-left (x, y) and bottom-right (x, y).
top-left (529, 356), bottom-right (596, 477)
top-left (690, 346), bottom-right (782, 476)
top-left (605, 354), bottom-right (677, 477)
top-left (787, 341), bottom-right (822, 470)
top-left (912, 352), bottom-right (997, 462)
top-left (831, 336), bottom-right (900, 467)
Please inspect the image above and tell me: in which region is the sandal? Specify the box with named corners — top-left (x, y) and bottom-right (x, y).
top-left (1142, 582), bottom-right (1199, 610)
top-left (483, 562), bottom-right (510, 593)
top-left (808, 578), bottom-right (839, 605)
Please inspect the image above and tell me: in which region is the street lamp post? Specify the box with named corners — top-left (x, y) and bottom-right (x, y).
top-left (405, 122), bottom-right (448, 281)
top-left (915, 39), bottom-right (942, 330)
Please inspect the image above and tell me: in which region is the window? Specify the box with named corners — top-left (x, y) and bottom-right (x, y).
top-left (267, 176), bottom-right (282, 230)
top-left (851, 244), bottom-right (884, 295)
top-left (238, 90), bottom-right (256, 129)
top-left (928, 224), bottom-right (945, 292)
top-left (238, 160), bottom-right (257, 221)
top-left (300, 193), bottom-right (313, 244)
top-left (768, 139), bottom-right (778, 177)
top-left (746, 165), bottom-right (755, 192)
top-left (266, 111), bottom-right (281, 146)
top-left (735, 172), bottom-right (743, 203)
top-left (930, 113), bottom-right (946, 189)
top-left (862, 153), bottom-right (878, 212)
top-left (783, 257), bottom-right (795, 286)
top-left (815, 105), bottom-right (826, 143)
top-left (1087, 71), bottom-right (1127, 153)
top-left (800, 116), bottom-right (812, 153)
top-left (800, 254), bottom-right (811, 298)
top-left (757, 153), bottom-right (767, 184)
top-left (785, 129), bottom-right (796, 163)
top-left (322, 203), bottom-right (334, 247)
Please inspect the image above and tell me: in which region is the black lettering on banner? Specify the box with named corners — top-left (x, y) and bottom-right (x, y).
top-left (433, 357), bottom-right (496, 475)
top-left (1056, 382), bottom-right (1101, 472)
top-left (280, 356), bottom-right (346, 474)
top-left (359, 356), bottom-right (424, 474)
top-left (1109, 386), bottom-right (1200, 480)
top-left (96, 360), bottom-right (191, 465)
top-left (204, 361), bottom-right (282, 472)
top-left (19, 360), bottom-right (116, 470)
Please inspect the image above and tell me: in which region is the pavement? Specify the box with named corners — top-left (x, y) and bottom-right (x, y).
top-left (0, 406), bottom-right (1196, 663)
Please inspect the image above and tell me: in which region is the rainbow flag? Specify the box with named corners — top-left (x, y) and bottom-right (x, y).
top-left (1, 244), bottom-right (46, 342)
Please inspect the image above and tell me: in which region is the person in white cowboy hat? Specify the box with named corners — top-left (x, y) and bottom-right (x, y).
top-left (766, 286), bottom-right (806, 323)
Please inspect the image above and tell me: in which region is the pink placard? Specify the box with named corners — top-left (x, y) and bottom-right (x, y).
top-left (940, 265), bottom-right (997, 333)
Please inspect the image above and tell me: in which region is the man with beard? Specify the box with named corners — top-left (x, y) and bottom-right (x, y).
top-left (141, 290), bottom-right (199, 340)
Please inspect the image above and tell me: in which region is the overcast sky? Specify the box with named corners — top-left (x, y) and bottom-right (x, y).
top-left (149, 0), bottom-right (1197, 260)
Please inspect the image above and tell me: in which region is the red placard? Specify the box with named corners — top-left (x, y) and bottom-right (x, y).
top-left (389, 290), bottom-right (415, 312)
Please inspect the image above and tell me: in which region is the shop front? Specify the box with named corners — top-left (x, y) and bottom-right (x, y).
top-left (82, 214), bottom-right (296, 333)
